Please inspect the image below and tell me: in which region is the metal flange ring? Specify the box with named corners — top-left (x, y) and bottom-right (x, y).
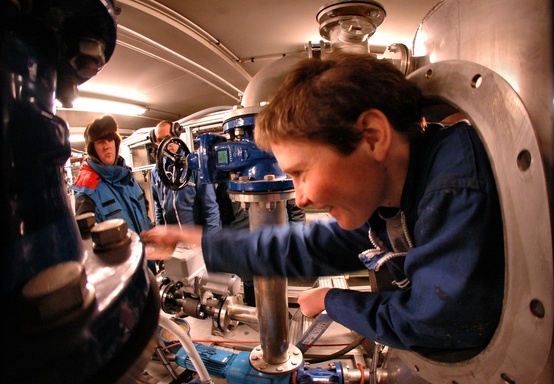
top-left (392, 60), bottom-right (553, 384)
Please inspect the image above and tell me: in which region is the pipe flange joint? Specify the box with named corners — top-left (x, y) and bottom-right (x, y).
top-left (249, 344), bottom-right (303, 374)
top-left (316, 0), bottom-right (386, 40)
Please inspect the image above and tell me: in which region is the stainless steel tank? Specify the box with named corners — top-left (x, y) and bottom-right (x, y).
top-left (230, 0), bottom-right (554, 382)
top-left (384, 0), bottom-right (553, 383)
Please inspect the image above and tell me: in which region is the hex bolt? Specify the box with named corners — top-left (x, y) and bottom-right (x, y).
top-left (21, 261), bottom-right (94, 327)
top-left (91, 218), bottom-right (130, 252)
top-left (71, 37), bottom-right (106, 79)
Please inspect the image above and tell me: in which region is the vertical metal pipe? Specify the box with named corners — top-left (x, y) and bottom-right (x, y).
top-left (254, 276), bottom-right (290, 364)
top-left (248, 199), bottom-right (290, 365)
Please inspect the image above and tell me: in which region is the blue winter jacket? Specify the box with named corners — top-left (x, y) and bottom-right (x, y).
top-left (71, 156), bottom-right (153, 235)
top-left (200, 121), bottom-right (504, 353)
top-left (151, 166), bottom-right (221, 232)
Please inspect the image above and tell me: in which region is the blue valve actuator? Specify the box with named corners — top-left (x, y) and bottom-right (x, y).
top-left (187, 133), bottom-right (293, 192)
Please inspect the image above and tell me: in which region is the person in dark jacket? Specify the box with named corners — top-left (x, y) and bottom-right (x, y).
top-left (141, 53), bottom-right (504, 354)
top-left (150, 120), bottom-right (220, 232)
top-left (71, 114), bottom-right (154, 270)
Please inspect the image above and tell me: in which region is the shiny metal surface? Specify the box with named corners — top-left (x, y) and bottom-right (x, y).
top-left (241, 53), bottom-right (308, 109)
top-left (253, 276), bottom-right (290, 365)
top-left (389, 60), bottom-right (553, 384)
top-left (411, 0), bottom-right (553, 187)
top-left (247, 195), bottom-right (300, 373)
top-left (316, 0), bottom-right (386, 54)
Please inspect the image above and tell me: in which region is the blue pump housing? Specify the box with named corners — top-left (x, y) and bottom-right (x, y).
top-left (175, 343), bottom-right (291, 384)
top-left (175, 343), bottom-right (350, 383)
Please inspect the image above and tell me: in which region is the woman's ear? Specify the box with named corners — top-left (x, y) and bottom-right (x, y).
top-left (357, 109), bottom-right (392, 162)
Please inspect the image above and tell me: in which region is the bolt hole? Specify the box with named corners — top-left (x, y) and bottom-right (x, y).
top-left (414, 364), bottom-right (419, 372)
top-left (425, 69), bottom-right (433, 79)
top-left (471, 74), bottom-right (483, 88)
top-left (500, 372), bottom-right (516, 384)
top-left (530, 299), bottom-right (545, 318)
top-left (517, 149), bottom-right (532, 171)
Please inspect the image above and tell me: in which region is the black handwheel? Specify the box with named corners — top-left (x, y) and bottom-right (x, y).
top-left (156, 137), bottom-right (192, 191)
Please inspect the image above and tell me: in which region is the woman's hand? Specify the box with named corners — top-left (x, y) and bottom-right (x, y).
top-left (140, 224), bottom-right (203, 246)
top-left (297, 287), bottom-right (331, 317)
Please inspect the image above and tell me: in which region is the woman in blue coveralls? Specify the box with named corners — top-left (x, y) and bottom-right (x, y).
top-left (71, 115), bottom-right (155, 271)
top-left (141, 53), bottom-right (505, 355)
top-left (72, 114), bottom-right (152, 234)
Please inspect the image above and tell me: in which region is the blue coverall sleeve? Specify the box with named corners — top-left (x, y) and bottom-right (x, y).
top-left (202, 219), bottom-right (370, 278)
top-left (204, 122), bottom-right (503, 352)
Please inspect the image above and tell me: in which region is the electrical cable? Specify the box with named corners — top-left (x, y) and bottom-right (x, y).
top-left (158, 314), bottom-right (212, 383)
top-left (357, 362), bottom-right (366, 384)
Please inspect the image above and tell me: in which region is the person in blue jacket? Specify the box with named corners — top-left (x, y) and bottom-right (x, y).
top-left (72, 114), bottom-right (153, 235)
top-left (150, 120), bottom-right (221, 232)
top-left (141, 53), bottom-right (504, 354)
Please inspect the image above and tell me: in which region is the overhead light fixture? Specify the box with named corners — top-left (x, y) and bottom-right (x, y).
top-left (56, 97), bottom-right (147, 116)
top-left (69, 134), bottom-right (85, 143)
top-left (77, 83), bottom-right (146, 102)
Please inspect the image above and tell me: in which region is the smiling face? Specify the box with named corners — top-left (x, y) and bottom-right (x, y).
top-left (270, 108), bottom-right (411, 230)
top-left (252, 55), bottom-right (418, 228)
top-left (271, 138), bottom-right (388, 230)
top-left (94, 138), bottom-right (117, 165)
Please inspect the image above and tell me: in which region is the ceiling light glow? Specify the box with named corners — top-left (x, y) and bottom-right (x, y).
top-left (56, 97), bottom-right (147, 116)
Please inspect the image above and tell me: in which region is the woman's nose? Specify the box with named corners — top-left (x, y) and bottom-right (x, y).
top-left (294, 183), bottom-right (309, 208)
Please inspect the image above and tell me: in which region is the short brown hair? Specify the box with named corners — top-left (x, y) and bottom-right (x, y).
top-left (255, 53), bottom-right (423, 155)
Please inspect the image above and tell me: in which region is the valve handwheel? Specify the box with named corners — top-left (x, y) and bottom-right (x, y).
top-left (156, 137), bottom-right (192, 191)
